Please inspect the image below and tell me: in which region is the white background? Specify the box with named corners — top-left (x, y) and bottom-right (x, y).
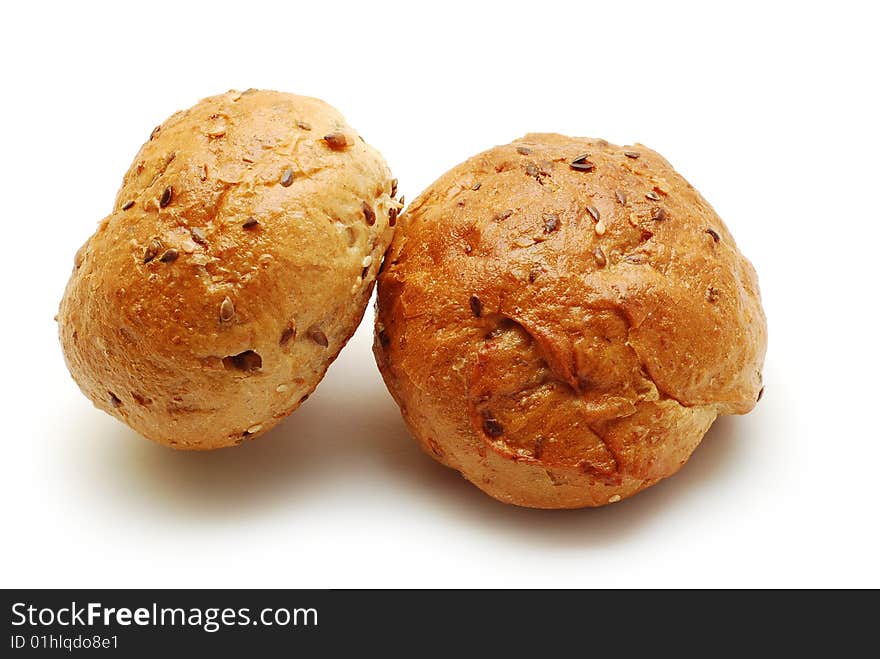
top-left (1, 1), bottom-right (877, 588)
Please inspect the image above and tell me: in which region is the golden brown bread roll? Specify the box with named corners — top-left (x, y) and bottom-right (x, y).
top-left (59, 89), bottom-right (399, 449)
top-left (374, 134), bottom-right (766, 508)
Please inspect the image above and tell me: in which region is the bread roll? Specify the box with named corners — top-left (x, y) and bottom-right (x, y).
top-left (59, 89), bottom-right (398, 449)
top-left (374, 134), bottom-right (766, 508)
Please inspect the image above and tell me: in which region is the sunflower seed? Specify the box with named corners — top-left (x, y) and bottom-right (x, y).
top-left (190, 227), bottom-right (207, 245)
top-left (219, 296), bottom-right (235, 323)
top-left (307, 325), bottom-right (329, 346)
top-left (362, 201), bottom-right (376, 226)
top-left (570, 161), bottom-right (594, 172)
top-left (650, 207), bottom-right (667, 221)
top-left (323, 133), bottom-right (348, 150)
top-left (280, 322), bottom-right (296, 346)
top-left (470, 295), bottom-right (483, 318)
top-left (143, 239), bottom-right (162, 263)
top-left (482, 415), bottom-right (504, 437)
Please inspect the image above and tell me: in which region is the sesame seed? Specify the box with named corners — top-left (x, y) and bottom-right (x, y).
top-left (516, 146), bottom-right (532, 155)
top-left (645, 191), bottom-right (660, 201)
top-left (280, 168), bottom-right (294, 187)
top-left (242, 216), bottom-right (259, 229)
top-left (296, 120), bottom-right (312, 130)
top-left (323, 133), bottom-right (348, 150)
top-left (615, 190), bottom-right (627, 205)
top-left (219, 296), bottom-right (235, 323)
top-left (159, 186), bottom-right (174, 208)
top-left (706, 228), bottom-right (721, 242)
top-left (469, 295), bottom-right (483, 318)
top-left (586, 205), bottom-right (600, 222)
top-left (122, 201), bottom-right (135, 211)
top-left (650, 207), bottom-right (667, 221)
top-left (143, 239), bottom-right (162, 263)
top-left (595, 220), bottom-right (606, 235)
top-left (608, 494), bottom-right (622, 503)
top-left (624, 151), bottom-right (640, 159)
top-left (362, 201), bottom-right (376, 225)
top-left (593, 247), bottom-right (607, 267)
top-left (307, 326), bottom-right (329, 347)
top-left (472, 182), bottom-right (481, 191)
top-left (247, 424), bottom-right (263, 434)
top-left (159, 249), bottom-right (179, 263)
top-left (276, 384), bottom-right (290, 393)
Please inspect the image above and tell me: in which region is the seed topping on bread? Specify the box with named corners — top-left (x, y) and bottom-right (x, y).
top-left (159, 185), bottom-right (173, 208)
top-left (219, 296), bottom-right (235, 323)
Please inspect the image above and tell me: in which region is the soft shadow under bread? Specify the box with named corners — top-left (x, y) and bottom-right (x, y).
top-left (61, 377), bottom-right (749, 547)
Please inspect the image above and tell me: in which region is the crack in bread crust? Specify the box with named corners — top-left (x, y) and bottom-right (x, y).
top-left (465, 310), bottom-right (707, 482)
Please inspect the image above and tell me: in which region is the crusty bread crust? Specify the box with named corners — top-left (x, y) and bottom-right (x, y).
top-left (59, 90), bottom-right (397, 449)
top-left (374, 134), bottom-right (766, 508)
